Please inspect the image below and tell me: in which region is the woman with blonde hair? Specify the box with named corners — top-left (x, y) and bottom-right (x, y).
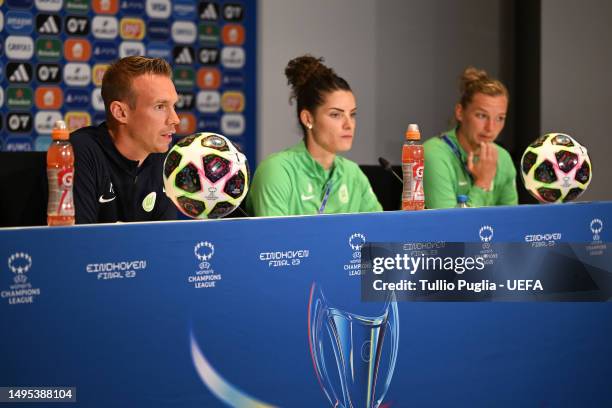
top-left (423, 66), bottom-right (518, 208)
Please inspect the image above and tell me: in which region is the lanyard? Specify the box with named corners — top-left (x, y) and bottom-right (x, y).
top-left (318, 181), bottom-right (333, 214)
top-left (440, 134), bottom-right (473, 183)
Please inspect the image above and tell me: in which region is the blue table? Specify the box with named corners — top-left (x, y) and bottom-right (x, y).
top-left (1, 202), bottom-right (611, 407)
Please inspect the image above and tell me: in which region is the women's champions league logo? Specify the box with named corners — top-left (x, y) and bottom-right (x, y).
top-left (479, 225), bottom-right (494, 243)
top-left (349, 232), bottom-right (366, 257)
top-left (194, 241), bottom-right (215, 270)
top-left (590, 218), bottom-right (603, 242)
top-left (8, 252), bottom-right (32, 284)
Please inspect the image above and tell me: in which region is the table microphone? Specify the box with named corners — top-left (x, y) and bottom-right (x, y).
top-left (378, 157), bottom-right (403, 184)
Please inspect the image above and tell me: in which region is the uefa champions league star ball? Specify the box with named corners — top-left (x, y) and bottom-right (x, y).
top-left (163, 132), bottom-right (249, 218)
top-left (520, 133), bottom-right (592, 203)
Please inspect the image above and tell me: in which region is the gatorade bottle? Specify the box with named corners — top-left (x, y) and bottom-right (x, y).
top-left (47, 120), bottom-right (75, 226)
top-left (401, 124), bottom-right (425, 210)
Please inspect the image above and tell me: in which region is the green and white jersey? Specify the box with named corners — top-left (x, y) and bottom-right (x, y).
top-left (247, 141), bottom-right (382, 216)
top-left (423, 128), bottom-right (518, 209)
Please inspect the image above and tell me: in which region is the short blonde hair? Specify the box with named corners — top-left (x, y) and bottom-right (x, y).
top-left (101, 56), bottom-right (172, 128)
top-left (458, 66), bottom-right (509, 108)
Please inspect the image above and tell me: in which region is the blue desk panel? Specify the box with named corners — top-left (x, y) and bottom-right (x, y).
top-left (1, 202), bottom-right (611, 407)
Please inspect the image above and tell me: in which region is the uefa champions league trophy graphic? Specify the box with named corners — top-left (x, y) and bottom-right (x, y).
top-left (308, 283), bottom-right (399, 408)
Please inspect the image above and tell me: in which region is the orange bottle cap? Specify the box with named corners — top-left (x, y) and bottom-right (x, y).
top-left (405, 123), bottom-right (420, 140)
top-left (51, 120), bottom-right (69, 140)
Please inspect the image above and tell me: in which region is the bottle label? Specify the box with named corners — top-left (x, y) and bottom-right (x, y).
top-left (47, 167), bottom-right (75, 217)
top-left (402, 160), bottom-right (425, 202)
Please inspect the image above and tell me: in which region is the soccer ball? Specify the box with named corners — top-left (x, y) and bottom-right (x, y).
top-left (520, 133), bottom-right (592, 203)
top-left (163, 132), bottom-right (249, 218)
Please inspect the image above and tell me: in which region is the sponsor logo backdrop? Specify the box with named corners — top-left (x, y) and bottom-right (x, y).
top-left (0, 0), bottom-right (257, 167)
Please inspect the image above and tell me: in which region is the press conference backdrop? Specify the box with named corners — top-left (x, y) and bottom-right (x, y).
top-left (0, 0), bottom-right (257, 167)
top-left (1, 202), bottom-right (611, 407)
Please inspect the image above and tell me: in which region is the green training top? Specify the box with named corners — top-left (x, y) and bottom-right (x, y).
top-left (423, 128), bottom-right (518, 209)
top-left (246, 141), bottom-right (382, 216)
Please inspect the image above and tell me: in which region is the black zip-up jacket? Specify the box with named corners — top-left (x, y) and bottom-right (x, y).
top-left (70, 122), bottom-right (177, 224)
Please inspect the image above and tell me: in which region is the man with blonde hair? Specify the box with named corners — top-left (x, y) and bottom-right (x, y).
top-left (71, 56), bottom-right (180, 223)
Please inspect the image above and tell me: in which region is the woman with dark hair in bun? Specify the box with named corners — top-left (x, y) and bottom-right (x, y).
top-left (247, 55), bottom-right (382, 216)
top-left (423, 66), bottom-right (518, 208)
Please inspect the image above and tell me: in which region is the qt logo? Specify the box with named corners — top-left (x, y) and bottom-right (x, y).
top-left (7, 113), bottom-right (33, 132)
top-left (65, 16), bottom-right (90, 36)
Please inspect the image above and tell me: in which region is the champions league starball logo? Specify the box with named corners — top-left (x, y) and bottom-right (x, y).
top-left (194, 241), bottom-right (214, 270)
top-left (590, 218), bottom-right (603, 242)
top-left (479, 225), bottom-right (494, 243)
top-left (349, 233), bottom-right (366, 257)
top-left (8, 252), bottom-right (32, 284)
top-left (478, 225), bottom-right (497, 265)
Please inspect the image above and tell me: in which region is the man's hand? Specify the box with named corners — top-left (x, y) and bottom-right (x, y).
top-left (467, 142), bottom-right (498, 191)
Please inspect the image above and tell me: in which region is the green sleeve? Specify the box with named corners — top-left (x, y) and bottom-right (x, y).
top-left (424, 139), bottom-right (498, 208)
top-left (466, 185), bottom-right (493, 208)
top-left (246, 158), bottom-right (293, 217)
top-left (357, 169), bottom-right (383, 212)
top-left (424, 142), bottom-right (462, 209)
top-left (496, 149), bottom-right (519, 206)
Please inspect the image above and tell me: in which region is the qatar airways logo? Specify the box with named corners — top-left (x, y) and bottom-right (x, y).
top-left (36, 0), bottom-right (63, 12)
top-left (172, 21), bottom-right (197, 44)
top-left (5, 36), bottom-right (34, 60)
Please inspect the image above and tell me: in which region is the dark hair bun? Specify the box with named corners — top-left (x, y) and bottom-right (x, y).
top-left (285, 55), bottom-right (334, 95)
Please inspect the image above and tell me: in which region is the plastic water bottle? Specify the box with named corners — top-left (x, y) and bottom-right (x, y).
top-left (47, 120), bottom-right (75, 226)
top-left (456, 195), bottom-right (469, 208)
top-left (401, 124), bottom-right (424, 210)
